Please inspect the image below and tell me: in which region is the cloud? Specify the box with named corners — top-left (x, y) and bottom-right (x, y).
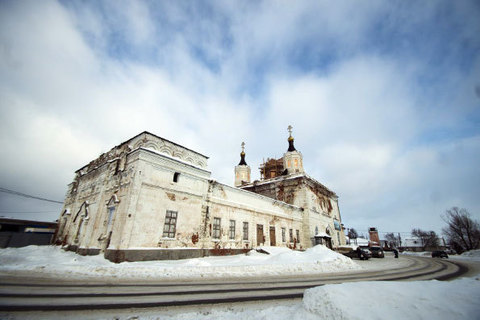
top-left (0, 0), bottom-right (478, 237)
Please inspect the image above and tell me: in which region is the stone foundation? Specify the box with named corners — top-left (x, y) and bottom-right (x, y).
top-left (64, 245), bottom-right (101, 256)
top-left (77, 247), bottom-right (101, 256)
top-left (104, 248), bottom-right (250, 263)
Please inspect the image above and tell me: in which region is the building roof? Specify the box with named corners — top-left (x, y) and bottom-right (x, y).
top-left (126, 131), bottom-right (209, 159)
top-left (240, 172), bottom-right (337, 198)
top-left (76, 131), bottom-right (209, 173)
top-left (403, 238), bottom-right (423, 247)
top-left (0, 217), bottom-right (57, 227)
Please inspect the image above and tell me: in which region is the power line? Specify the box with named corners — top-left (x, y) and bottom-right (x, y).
top-left (0, 210), bottom-right (59, 214)
top-left (350, 229), bottom-right (412, 234)
top-left (0, 187), bottom-right (63, 204)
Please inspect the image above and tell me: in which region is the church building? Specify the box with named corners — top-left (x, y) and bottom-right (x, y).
top-left (54, 128), bottom-right (345, 262)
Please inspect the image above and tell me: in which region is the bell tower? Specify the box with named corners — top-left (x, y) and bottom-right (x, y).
top-left (283, 125), bottom-right (304, 175)
top-left (235, 142), bottom-right (251, 187)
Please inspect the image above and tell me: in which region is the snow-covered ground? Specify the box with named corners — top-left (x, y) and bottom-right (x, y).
top-left (0, 245), bottom-right (361, 280)
top-left (401, 249), bottom-right (480, 261)
top-left (4, 275), bottom-right (480, 320)
top-left (1, 246), bottom-right (480, 319)
top-left (452, 249), bottom-right (480, 261)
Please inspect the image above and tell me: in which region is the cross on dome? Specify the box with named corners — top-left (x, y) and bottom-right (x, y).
top-left (287, 125), bottom-right (296, 151)
top-left (238, 141), bottom-right (247, 166)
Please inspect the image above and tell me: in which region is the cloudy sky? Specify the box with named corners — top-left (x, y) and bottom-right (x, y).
top-left (1, 0), bottom-right (479, 238)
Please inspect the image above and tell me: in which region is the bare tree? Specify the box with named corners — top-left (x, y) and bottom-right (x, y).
top-left (385, 232), bottom-right (400, 248)
top-left (442, 207), bottom-right (480, 253)
top-left (411, 228), bottom-right (439, 250)
top-left (347, 228), bottom-right (358, 245)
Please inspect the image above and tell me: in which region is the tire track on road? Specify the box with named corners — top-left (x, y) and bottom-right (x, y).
top-left (0, 256), bottom-right (467, 312)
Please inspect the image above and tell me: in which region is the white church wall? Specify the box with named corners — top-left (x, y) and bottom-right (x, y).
top-left (208, 182), bottom-right (305, 249)
top-left (115, 149), bottom-right (210, 249)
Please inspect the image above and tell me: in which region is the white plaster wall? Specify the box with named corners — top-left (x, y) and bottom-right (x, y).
top-left (116, 149), bottom-right (210, 249)
top-left (58, 158), bottom-right (136, 251)
top-left (304, 188), bottom-right (346, 247)
top-left (208, 183), bottom-right (305, 249)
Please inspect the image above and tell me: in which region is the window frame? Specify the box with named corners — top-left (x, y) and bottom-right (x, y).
top-left (243, 222), bottom-right (249, 241)
top-left (213, 217), bottom-right (221, 239)
top-left (229, 220), bottom-right (236, 240)
top-left (162, 210), bottom-right (178, 238)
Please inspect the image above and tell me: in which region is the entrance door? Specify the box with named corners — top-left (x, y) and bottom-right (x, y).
top-left (256, 224), bottom-right (264, 246)
top-left (326, 238), bottom-right (332, 249)
top-left (269, 226), bottom-right (276, 246)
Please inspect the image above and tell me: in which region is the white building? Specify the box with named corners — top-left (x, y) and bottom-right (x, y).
top-left (55, 129), bottom-right (345, 262)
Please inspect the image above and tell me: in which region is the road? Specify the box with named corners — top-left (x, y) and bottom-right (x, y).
top-left (0, 255), bottom-right (470, 312)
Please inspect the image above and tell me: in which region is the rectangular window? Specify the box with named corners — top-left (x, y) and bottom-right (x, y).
top-left (213, 217), bottom-right (221, 239)
top-left (229, 220), bottom-right (236, 240)
top-left (289, 229), bottom-right (293, 243)
top-left (296, 229), bottom-right (300, 242)
top-left (243, 222), bottom-right (249, 240)
top-left (162, 210), bottom-right (178, 238)
top-left (282, 227), bottom-right (286, 242)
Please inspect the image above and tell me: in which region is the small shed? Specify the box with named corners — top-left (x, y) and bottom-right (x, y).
top-left (0, 218), bottom-right (57, 248)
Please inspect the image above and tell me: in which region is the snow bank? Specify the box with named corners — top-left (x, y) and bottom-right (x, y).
top-left (303, 278), bottom-right (480, 320)
top-left (27, 276), bottom-right (478, 320)
top-left (451, 249), bottom-right (480, 261)
top-left (460, 249), bottom-right (480, 259)
top-left (0, 245), bottom-right (360, 280)
top-left (400, 251), bottom-right (431, 257)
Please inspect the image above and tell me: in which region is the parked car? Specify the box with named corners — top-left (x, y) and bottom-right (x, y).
top-left (369, 246), bottom-right (385, 258)
top-left (357, 247), bottom-right (372, 260)
top-left (432, 250), bottom-right (448, 258)
top-left (337, 246), bottom-right (371, 260)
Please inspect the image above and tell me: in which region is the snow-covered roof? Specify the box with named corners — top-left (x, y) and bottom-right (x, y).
top-left (315, 232), bottom-right (332, 238)
top-left (403, 238), bottom-right (423, 247)
top-left (351, 237), bottom-right (370, 246)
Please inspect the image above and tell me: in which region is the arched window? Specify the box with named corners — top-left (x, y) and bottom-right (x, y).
top-left (73, 202), bottom-right (88, 223)
top-left (106, 194), bottom-right (120, 230)
top-left (73, 202), bottom-right (89, 243)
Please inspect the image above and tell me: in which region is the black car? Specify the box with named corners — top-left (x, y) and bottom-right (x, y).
top-left (369, 246), bottom-right (385, 258)
top-left (432, 250), bottom-right (448, 258)
top-left (339, 247), bottom-right (371, 260)
top-left (354, 247), bottom-right (372, 260)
